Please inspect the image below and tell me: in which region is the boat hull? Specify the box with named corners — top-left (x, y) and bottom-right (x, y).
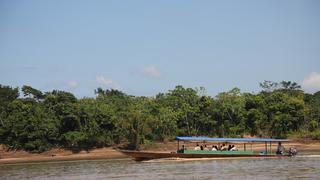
top-left (119, 150), bottom-right (286, 161)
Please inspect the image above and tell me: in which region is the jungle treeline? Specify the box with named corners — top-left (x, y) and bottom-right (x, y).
top-left (0, 81), bottom-right (319, 152)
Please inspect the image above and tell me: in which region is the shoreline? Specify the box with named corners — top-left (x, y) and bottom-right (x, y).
top-left (1, 140), bottom-right (320, 164)
top-left (0, 147), bottom-right (127, 165)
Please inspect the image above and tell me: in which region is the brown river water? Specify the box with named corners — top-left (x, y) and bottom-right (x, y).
top-left (1, 155), bottom-right (320, 180)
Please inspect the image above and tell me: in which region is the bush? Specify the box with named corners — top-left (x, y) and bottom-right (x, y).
top-left (289, 129), bottom-right (320, 140)
top-left (24, 139), bottom-right (51, 152)
top-left (61, 131), bottom-right (86, 148)
top-left (310, 129), bottom-right (320, 140)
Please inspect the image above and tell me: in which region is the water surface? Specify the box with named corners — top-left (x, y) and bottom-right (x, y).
top-left (1, 156), bottom-right (319, 180)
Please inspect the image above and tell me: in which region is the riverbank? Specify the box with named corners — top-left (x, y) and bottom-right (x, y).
top-left (0, 146), bottom-right (127, 164)
top-left (1, 139), bottom-right (320, 164)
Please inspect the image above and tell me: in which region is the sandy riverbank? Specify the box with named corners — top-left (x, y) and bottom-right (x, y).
top-left (0, 146), bottom-right (127, 164)
top-left (1, 140), bottom-right (319, 164)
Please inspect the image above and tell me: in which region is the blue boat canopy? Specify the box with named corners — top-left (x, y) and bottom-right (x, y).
top-left (176, 136), bottom-right (289, 142)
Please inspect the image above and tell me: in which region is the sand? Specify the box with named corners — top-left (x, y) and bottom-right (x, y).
top-left (1, 140), bottom-right (319, 164)
top-left (0, 146), bottom-right (127, 164)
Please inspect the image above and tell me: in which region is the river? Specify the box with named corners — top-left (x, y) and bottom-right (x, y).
top-left (1, 156), bottom-right (319, 179)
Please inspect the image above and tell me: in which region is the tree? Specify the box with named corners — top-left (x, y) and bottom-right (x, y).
top-left (0, 85), bottom-right (19, 126)
top-left (197, 96), bottom-right (216, 136)
top-left (121, 98), bottom-right (152, 150)
top-left (149, 103), bottom-right (178, 141)
top-left (243, 93), bottom-right (267, 136)
top-left (279, 81), bottom-right (301, 90)
top-left (213, 88), bottom-right (246, 137)
top-left (0, 82), bottom-right (317, 152)
top-left (77, 98), bottom-right (117, 148)
top-left (0, 99), bottom-right (58, 152)
top-left (262, 91), bottom-right (305, 138)
top-left (21, 85), bottom-right (44, 102)
top-left (156, 85), bottom-right (201, 136)
top-left (259, 81), bottom-right (278, 92)
top-left (304, 91), bottom-right (320, 131)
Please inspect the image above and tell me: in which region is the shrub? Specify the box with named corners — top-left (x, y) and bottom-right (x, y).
top-left (310, 129), bottom-right (320, 140)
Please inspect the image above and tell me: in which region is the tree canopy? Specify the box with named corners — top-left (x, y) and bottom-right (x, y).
top-left (0, 81), bottom-right (319, 152)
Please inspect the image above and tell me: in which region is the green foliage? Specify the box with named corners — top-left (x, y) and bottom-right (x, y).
top-left (0, 85), bottom-right (19, 127)
top-left (120, 98), bottom-right (153, 150)
top-left (291, 128), bottom-right (320, 140)
top-left (0, 85), bottom-right (19, 105)
top-left (310, 129), bottom-right (320, 140)
top-left (0, 82), bottom-right (319, 152)
top-left (21, 85), bottom-right (44, 102)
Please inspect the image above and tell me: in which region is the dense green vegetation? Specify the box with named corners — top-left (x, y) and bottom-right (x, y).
top-left (0, 81), bottom-right (319, 152)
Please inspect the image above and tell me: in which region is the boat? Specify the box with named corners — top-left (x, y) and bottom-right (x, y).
top-left (120, 136), bottom-right (295, 161)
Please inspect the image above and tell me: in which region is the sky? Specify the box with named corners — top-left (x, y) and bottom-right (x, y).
top-left (1, 0), bottom-right (320, 97)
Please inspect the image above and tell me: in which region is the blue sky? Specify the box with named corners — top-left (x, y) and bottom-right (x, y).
top-left (1, 0), bottom-right (320, 97)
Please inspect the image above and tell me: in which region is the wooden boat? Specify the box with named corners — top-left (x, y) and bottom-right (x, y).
top-left (120, 136), bottom-right (293, 161)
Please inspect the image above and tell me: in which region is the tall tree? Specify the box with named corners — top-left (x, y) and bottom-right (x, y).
top-left (21, 85), bottom-right (44, 102)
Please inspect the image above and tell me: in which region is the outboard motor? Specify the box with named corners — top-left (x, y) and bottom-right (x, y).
top-left (288, 147), bottom-right (297, 156)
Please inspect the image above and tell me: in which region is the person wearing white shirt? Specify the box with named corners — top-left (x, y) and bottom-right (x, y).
top-left (194, 143), bottom-right (201, 150)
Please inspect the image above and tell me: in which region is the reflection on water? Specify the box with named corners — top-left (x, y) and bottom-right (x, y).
top-left (1, 156), bottom-right (320, 180)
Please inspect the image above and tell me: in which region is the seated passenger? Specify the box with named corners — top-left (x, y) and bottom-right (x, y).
top-left (276, 142), bottom-right (285, 155)
top-left (194, 143), bottom-right (201, 150)
top-left (288, 147), bottom-right (297, 156)
top-left (230, 145), bottom-right (238, 151)
top-left (200, 145), bottom-right (204, 150)
top-left (228, 145), bottom-right (232, 151)
top-left (221, 144), bottom-right (228, 151)
top-left (211, 145), bottom-right (218, 151)
top-left (204, 144), bottom-right (209, 150)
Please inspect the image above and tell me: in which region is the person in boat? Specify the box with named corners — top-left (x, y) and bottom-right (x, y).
top-left (230, 145), bottom-right (238, 151)
top-left (211, 145), bottom-right (218, 151)
top-left (221, 144), bottom-right (228, 151)
top-left (204, 144), bottom-right (209, 150)
top-left (194, 143), bottom-right (201, 150)
top-left (200, 145), bottom-right (204, 150)
top-left (288, 147), bottom-right (297, 156)
top-left (276, 142), bottom-right (285, 155)
top-left (228, 145), bottom-right (232, 151)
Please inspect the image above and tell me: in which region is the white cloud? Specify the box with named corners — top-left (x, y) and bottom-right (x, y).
top-left (67, 80), bottom-right (78, 89)
top-left (96, 75), bottom-right (120, 89)
top-left (142, 65), bottom-right (161, 79)
top-left (302, 72), bottom-right (320, 93)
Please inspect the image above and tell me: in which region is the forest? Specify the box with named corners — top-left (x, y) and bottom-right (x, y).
top-left (0, 81), bottom-right (319, 152)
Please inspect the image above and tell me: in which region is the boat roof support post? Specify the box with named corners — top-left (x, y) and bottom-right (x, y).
top-left (265, 142), bottom-right (268, 155)
top-left (177, 140), bottom-right (180, 151)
